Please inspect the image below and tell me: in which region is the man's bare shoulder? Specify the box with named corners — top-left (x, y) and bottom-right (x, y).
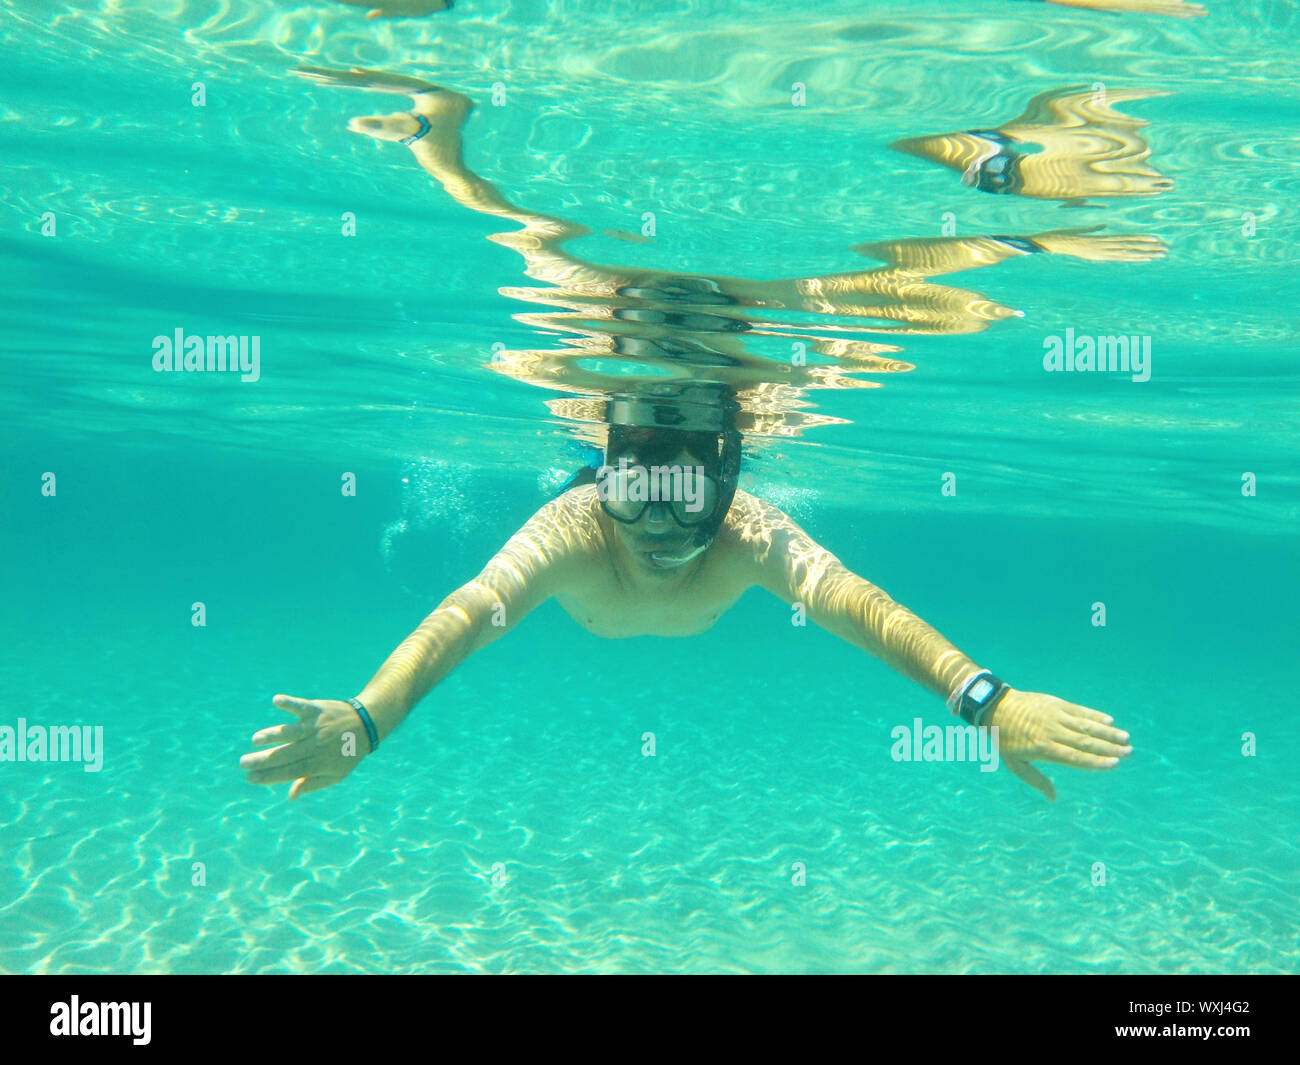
top-left (516, 483), bottom-right (606, 553)
top-left (719, 488), bottom-right (844, 592)
top-left (473, 484), bottom-right (607, 598)
top-left (722, 488), bottom-right (812, 551)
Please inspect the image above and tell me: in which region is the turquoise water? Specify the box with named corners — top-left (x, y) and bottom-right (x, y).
top-left (2, 0), bottom-right (1298, 973)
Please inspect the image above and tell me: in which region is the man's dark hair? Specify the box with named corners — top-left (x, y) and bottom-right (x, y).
top-left (555, 426), bottom-right (726, 497)
top-left (605, 425), bottom-right (724, 470)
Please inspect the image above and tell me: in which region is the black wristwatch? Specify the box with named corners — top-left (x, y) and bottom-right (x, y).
top-left (948, 670), bottom-right (1009, 726)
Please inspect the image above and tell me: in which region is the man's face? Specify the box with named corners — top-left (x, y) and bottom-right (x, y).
top-left (604, 446), bottom-right (707, 571)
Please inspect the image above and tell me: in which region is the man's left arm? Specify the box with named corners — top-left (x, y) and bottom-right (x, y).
top-left (736, 494), bottom-right (1133, 799)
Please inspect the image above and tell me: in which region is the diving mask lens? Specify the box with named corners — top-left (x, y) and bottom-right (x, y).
top-left (599, 462), bottom-right (721, 527)
top-left (669, 471), bottom-right (719, 526)
top-left (599, 463), bottom-right (643, 522)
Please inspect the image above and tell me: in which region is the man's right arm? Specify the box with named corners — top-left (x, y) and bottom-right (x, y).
top-left (353, 491), bottom-right (592, 741)
top-left (244, 490), bottom-right (602, 800)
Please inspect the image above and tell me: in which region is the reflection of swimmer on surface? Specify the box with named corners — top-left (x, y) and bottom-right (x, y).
top-left (1045, 0), bottom-right (1206, 16)
top-left (292, 68), bottom-right (1168, 358)
top-left (243, 381), bottom-right (1134, 804)
top-left (283, 65), bottom-right (1169, 450)
top-left (893, 86), bottom-right (1175, 206)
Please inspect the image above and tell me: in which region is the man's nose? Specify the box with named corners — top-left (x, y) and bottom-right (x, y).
top-left (644, 503), bottom-right (673, 531)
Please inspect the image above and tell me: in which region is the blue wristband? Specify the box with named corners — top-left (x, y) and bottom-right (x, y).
top-left (345, 697), bottom-right (380, 754)
top-left (400, 113), bottom-right (432, 146)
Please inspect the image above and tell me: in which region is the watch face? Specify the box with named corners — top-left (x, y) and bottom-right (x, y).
top-left (969, 678), bottom-right (994, 702)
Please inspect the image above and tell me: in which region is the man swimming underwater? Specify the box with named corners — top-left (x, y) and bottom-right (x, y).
top-left (243, 382), bottom-right (1133, 803)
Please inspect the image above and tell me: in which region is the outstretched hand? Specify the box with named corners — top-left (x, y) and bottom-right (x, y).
top-left (241, 694), bottom-right (370, 800)
top-left (986, 688), bottom-right (1133, 801)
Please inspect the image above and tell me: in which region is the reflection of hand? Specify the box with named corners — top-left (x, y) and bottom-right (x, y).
top-left (1047, 0), bottom-right (1207, 17)
top-left (241, 694), bottom-right (372, 800)
top-left (346, 111), bottom-right (431, 144)
top-left (985, 688), bottom-right (1134, 802)
top-left (1032, 226), bottom-right (1168, 263)
top-left (331, 0), bottom-right (452, 20)
top-left (293, 66), bottom-right (440, 96)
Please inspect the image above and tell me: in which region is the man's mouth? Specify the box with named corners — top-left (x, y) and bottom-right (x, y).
top-left (648, 544), bottom-right (705, 568)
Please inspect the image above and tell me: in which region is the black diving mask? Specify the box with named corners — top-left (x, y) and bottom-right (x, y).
top-left (597, 385), bottom-right (743, 567)
top-left (598, 458), bottom-right (723, 527)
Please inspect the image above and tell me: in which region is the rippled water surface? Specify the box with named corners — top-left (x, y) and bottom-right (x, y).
top-left (1, 0), bottom-right (1297, 973)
